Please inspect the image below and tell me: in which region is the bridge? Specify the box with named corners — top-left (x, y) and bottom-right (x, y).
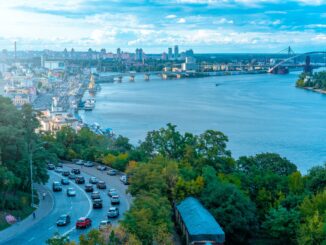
top-left (268, 51), bottom-right (326, 73)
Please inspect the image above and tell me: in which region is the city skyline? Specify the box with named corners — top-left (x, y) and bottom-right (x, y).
top-left (0, 1), bottom-right (325, 53)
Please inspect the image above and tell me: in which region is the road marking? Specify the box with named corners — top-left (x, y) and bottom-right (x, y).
top-left (48, 225), bottom-right (55, 230)
top-left (28, 237), bottom-right (35, 242)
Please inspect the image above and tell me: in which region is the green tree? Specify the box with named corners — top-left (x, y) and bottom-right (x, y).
top-left (306, 164), bottom-right (326, 194)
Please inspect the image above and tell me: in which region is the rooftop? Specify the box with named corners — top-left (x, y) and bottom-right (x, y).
top-left (176, 197), bottom-right (224, 236)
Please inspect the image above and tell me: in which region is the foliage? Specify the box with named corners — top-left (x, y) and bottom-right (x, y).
top-left (296, 71), bottom-right (326, 90)
top-left (306, 164), bottom-right (326, 194)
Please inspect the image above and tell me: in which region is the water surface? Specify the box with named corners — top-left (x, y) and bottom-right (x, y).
top-left (80, 72), bottom-right (326, 172)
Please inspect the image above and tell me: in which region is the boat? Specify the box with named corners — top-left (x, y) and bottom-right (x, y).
top-left (84, 99), bottom-right (95, 111)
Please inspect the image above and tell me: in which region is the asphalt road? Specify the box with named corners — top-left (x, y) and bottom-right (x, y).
top-left (5, 163), bottom-right (131, 244)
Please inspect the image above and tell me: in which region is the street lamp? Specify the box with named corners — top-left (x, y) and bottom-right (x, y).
top-left (29, 144), bottom-right (44, 208)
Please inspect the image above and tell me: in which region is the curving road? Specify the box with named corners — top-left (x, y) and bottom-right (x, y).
top-left (3, 163), bottom-right (131, 244)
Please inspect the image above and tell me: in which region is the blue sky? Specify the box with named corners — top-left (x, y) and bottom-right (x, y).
top-left (0, 0), bottom-right (325, 53)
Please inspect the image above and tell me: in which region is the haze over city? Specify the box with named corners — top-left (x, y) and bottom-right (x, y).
top-left (0, 0), bottom-right (325, 52)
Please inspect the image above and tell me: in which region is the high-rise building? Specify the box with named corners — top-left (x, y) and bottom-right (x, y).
top-left (162, 52), bottom-right (167, 60)
top-left (135, 48), bottom-right (143, 61)
top-left (117, 48), bottom-right (121, 58)
top-left (168, 47), bottom-right (173, 60)
top-left (174, 45), bottom-right (179, 59)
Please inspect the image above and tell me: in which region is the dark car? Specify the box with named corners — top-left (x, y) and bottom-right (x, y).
top-left (76, 217), bottom-right (91, 229)
top-left (62, 170), bottom-right (70, 177)
top-left (89, 177), bottom-right (98, 184)
top-left (84, 184), bottom-right (94, 192)
top-left (92, 199), bottom-right (103, 209)
top-left (110, 195), bottom-right (120, 205)
top-left (61, 178), bottom-right (69, 185)
top-left (47, 164), bottom-right (55, 170)
top-left (75, 176), bottom-right (85, 184)
top-left (71, 168), bottom-right (80, 175)
top-left (68, 174), bottom-right (76, 180)
top-left (96, 181), bottom-right (106, 189)
top-left (52, 181), bottom-right (62, 192)
top-left (97, 165), bottom-right (107, 171)
top-left (107, 207), bottom-right (119, 218)
top-left (56, 214), bottom-right (71, 226)
top-left (91, 191), bottom-right (100, 200)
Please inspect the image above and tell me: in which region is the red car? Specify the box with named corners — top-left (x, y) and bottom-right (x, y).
top-left (76, 217), bottom-right (92, 229)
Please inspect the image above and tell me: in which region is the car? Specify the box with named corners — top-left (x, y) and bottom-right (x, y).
top-left (107, 207), bottom-right (119, 218)
top-left (96, 180), bottom-right (106, 189)
top-left (71, 168), bottom-right (80, 175)
top-left (91, 191), bottom-right (101, 200)
top-left (75, 160), bottom-right (84, 165)
top-left (67, 187), bottom-right (76, 197)
top-left (89, 177), bottom-right (98, 184)
top-left (76, 217), bottom-right (91, 229)
top-left (57, 162), bottom-right (63, 168)
top-left (97, 165), bottom-right (107, 171)
top-left (61, 178), bottom-right (69, 185)
top-left (99, 220), bottom-right (111, 231)
top-left (47, 164), bottom-right (55, 170)
top-left (107, 169), bottom-right (117, 176)
top-left (56, 214), bottom-right (71, 226)
top-left (108, 188), bottom-right (118, 197)
top-left (52, 181), bottom-right (62, 192)
top-left (84, 161), bottom-right (94, 167)
top-left (85, 184), bottom-right (94, 192)
top-left (110, 195), bottom-right (120, 205)
top-left (92, 199), bottom-right (103, 209)
top-left (62, 170), bottom-right (70, 177)
top-left (75, 176), bottom-right (85, 184)
top-left (55, 167), bottom-right (63, 173)
top-left (120, 175), bottom-right (129, 185)
top-left (68, 174), bottom-right (76, 180)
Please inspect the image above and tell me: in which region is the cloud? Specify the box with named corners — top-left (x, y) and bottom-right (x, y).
top-left (214, 18), bottom-right (234, 24)
top-left (177, 18), bottom-right (187, 23)
top-left (165, 14), bottom-right (177, 19)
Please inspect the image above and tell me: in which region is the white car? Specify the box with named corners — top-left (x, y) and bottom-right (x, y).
top-left (67, 188), bottom-right (76, 197)
top-left (107, 207), bottom-right (119, 218)
top-left (55, 167), bottom-right (63, 173)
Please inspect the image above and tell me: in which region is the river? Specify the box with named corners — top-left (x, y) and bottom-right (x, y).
top-left (79, 71), bottom-right (326, 172)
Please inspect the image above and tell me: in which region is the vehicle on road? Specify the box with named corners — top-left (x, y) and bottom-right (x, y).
top-left (120, 175), bottom-right (129, 185)
top-left (56, 214), bottom-right (71, 226)
top-left (108, 188), bottom-right (118, 197)
top-left (62, 170), bottom-right (70, 177)
top-left (92, 199), bottom-right (103, 209)
top-left (89, 177), bottom-right (98, 184)
top-left (47, 164), bottom-right (55, 170)
top-left (84, 161), bottom-right (94, 167)
top-left (52, 181), bottom-right (62, 192)
top-left (107, 207), bottom-right (119, 218)
top-left (61, 178), bottom-right (69, 185)
top-left (75, 159), bottom-right (84, 165)
top-left (75, 176), bottom-right (85, 184)
top-left (76, 217), bottom-right (92, 229)
top-left (97, 180), bottom-right (106, 189)
top-left (71, 168), bottom-right (80, 175)
top-left (99, 220), bottom-right (111, 231)
top-left (67, 187), bottom-right (76, 197)
top-left (97, 165), bottom-right (107, 171)
top-left (68, 174), bottom-right (76, 180)
top-left (111, 195), bottom-right (120, 205)
top-left (57, 162), bottom-right (63, 168)
top-left (91, 191), bottom-right (101, 200)
top-left (107, 169), bottom-right (117, 176)
top-left (55, 167), bottom-right (63, 173)
top-left (85, 184), bottom-right (94, 192)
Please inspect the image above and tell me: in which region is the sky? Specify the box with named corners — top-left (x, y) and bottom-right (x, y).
top-left (0, 0), bottom-right (325, 53)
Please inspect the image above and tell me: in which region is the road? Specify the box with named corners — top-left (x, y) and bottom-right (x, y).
top-left (3, 163), bottom-right (131, 244)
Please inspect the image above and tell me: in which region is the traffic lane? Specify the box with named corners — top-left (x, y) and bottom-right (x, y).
top-left (64, 164), bottom-right (131, 224)
top-left (6, 172), bottom-right (91, 245)
top-left (62, 167), bottom-right (115, 242)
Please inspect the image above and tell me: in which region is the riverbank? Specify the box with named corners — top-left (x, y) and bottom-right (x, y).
top-left (301, 86), bottom-right (326, 95)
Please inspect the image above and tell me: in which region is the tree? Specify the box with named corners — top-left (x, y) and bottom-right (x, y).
top-left (262, 206), bottom-right (300, 244)
top-left (306, 164), bottom-right (326, 194)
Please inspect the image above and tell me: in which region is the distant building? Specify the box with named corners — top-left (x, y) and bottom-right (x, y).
top-left (162, 52), bottom-right (167, 60)
top-left (175, 197), bottom-right (225, 245)
top-left (117, 48), bottom-right (121, 58)
top-left (182, 56), bottom-right (197, 71)
top-left (135, 48), bottom-right (143, 61)
top-left (185, 49), bottom-right (194, 57)
top-left (168, 47), bottom-right (173, 60)
top-left (174, 45), bottom-right (179, 59)
top-left (44, 60), bottom-right (65, 70)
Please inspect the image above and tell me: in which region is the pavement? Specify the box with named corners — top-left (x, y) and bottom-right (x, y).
top-left (0, 184), bottom-right (54, 244)
top-left (1, 163), bottom-right (132, 245)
